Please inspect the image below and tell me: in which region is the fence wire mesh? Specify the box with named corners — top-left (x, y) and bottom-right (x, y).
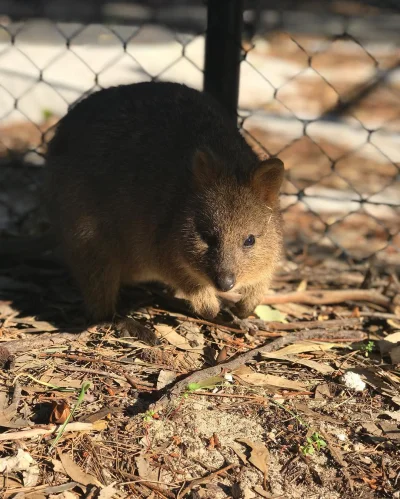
top-left (0, 0), bottom-right (399, 271)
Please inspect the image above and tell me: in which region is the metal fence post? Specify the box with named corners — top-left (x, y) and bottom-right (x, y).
top-left (204, 0), bottom-right (244, 124)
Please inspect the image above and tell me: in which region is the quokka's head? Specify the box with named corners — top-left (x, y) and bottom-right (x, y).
top-left (178, 149), bottom-right (285, 292)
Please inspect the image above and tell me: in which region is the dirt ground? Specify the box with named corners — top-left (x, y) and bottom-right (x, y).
top-left (0, 249), bottom-right (400, 498)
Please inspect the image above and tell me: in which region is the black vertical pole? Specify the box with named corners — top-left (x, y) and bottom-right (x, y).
top-left (204, 0), bottom-right (244, 124)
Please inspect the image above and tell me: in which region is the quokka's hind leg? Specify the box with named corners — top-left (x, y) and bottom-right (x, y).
top-left (64, 240), bottom-right (158, 345)
top-left (65, 243), bottom-right (121, 323)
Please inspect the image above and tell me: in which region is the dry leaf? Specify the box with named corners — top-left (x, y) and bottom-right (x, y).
top-left (98, 483), bottom-right (118, 498)
top-left (216, 346), bottom-right (228, 363)
top-left (0, 449), bottom-right (39, 487)
top-left (58, 450), bottom-right (102, 487)
top-left (50, 400), bottom-right (71, 424)
top-left (315, 383), bottom-right (332, 399)
top-left (389, 345), bottom-right (400, 364)
top-left (237, 439), bottom-right (269, 479)
top-left (379, 331), bottom-right (400, 356)
top-left (157, 370), bottom-right (177, 390)
top-left (381, 411), bottom-right (400, 422)
top-left (135, 454), bottom-right (159, 481)
top-left (297, 279), bottom-right (308, 292)
top-left (272, 341), bottom-right (340, 355)
top-left (229, 444), bottom-right (248, 465)
top-left (253, 486), bottom-right (274, 498)
top-left (235, 371), bottom-right (306, 391)
top-left (52, 459), bottom-right (67, 475)
top-left (13, 317), bottom-right (57, 331)
top-left (254, 305), bottom-right (287, 323)
top-left (261, 352), bottom-right (334, 374)
top-left (155, 324), bottom-right (204, 352)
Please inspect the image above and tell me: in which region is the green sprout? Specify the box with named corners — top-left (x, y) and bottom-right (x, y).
top-left (361, 340), bottom-right (375, 357)
top-left (300, 432), bottom-right (327, 456)
top-left (143, 409), bottom-right (156, 423)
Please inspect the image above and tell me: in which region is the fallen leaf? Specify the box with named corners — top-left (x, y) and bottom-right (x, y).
top-left (155, 324), bottom-right (204, 352)
top-left (40, 375), bottom-right (83, 390)
top-left (98, 483), bottom-right (118, 498)
top-left (81, 408), bottom-right (120, 423)
top-left (187, 375), bottom-right (226, 392)
top-left (261, 352), bottom-right (334, 374)
top-left (235, 371), bottom-right (306, 391)
top-left (378, 421), bottom-right (400, 440)
top-left (389, 345), bottom-right (400, 364)
top-left (272, 341), bottom-right (340, 355)
top-left (297, 279), bottom-right (308, 292)
top-left (178, 322), bottom-right (205, 349)
top-left (379, 331), bottom-right (400, 356)
top-left (12, 317), bottom-right (57, 331)
top-left (135, 454), bottom-right (159, 481)
top-left (253, 486), bottom-right (274, 498)
top-left (237, 439), bottom-right (269, 480)
top-left (58, 450), bottom-right (102, 487)
top-left (254, 305), bottom-right (287, 323)
top-left (50, 400), bottom-right (71, 424)
top-left (361, 422), bottom-right (382, 436)
top-left (52, 459), bottom-right (67, 475)
top-left (0, 449), bottom-right (39, 487)
top-left (0, 474), bottom-right (22, 490)
top-left (157, 369), bottom-right (177, 390)
top-left (314, 383), bottom-right (332, 399)
top-left (293, 403), bottom-right (338, 424)
top-left (381, 411), bottom-right (400, 422)
top-left (229, 444), bottom-right (248, 465)
top-left (216, 346), bottom-right (227, 363)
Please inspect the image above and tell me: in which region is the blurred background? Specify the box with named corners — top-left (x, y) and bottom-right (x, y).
top-left (0, 0), bottom-right (399, 271)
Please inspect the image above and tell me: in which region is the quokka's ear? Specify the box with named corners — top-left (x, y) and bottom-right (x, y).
top-left (192, 149), bottom-right (217, 188)
top-left (251, 157), bottom-right (285, 204)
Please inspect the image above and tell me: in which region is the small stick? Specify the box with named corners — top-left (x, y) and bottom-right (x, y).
top-left (0, 421), bottom-right (95, 441)
top-left (150, 307), bottom-right (245, 333)
top-left (140, 481), bottom-right (175, 499)
top-left (261, 289), bottom-right (391, 308)
top-left (153, 329), bottom-right (365, 410)
top-left (177, 463), bottom-right (235, 498)
top-left (39, 352), bottom-right (154, 391)
top-left (265, 317), bottom-right (362, 331)
top-left (0, 331), bottom-right (88, 354)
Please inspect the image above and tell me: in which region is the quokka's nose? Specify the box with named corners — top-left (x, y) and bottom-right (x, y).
top-left (216, 273), bottom-right (236, 292)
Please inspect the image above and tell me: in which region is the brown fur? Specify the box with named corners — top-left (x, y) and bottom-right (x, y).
top-left (43, 81), bottom-right (284, 336)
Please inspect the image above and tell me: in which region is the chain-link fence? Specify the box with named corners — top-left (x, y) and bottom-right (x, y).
top-left (0, 0), bottom-right (399, 270)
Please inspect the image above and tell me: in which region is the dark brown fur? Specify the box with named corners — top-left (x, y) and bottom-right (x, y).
top-left (44, 81), bottom-right (284, 335)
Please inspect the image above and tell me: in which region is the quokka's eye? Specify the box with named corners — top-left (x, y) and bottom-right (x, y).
top-left (244, 234), bottom-right (256, 247)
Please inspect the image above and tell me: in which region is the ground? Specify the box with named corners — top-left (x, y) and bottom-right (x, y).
top-left (0, 251), bottom-right (400, 498)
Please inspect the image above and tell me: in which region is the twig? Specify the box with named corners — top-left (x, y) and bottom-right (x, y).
top-left (264, 317), bottom-right (362, 331)
top-left (190, 390), bottom-right (313, 400)
top-left (153, 329), bottom-right (364, 410)
top-left (150, 307), bottom-right (245, 333)
top-left (0, 421), bottom-right (96, 441)
top-left (339, 311), bottom-right (400, 320)
top-left (0, 331), bottom-right (88, 354)
top-left (261, 289), bottom-right (391, 309)
top-left (140, 481), bottom-right (175, 499)
top-left (177, 463), bottom-right (235, 498)
top-left (317, 428), bottom-right (354, 492)
top-left (39, 352), bottom-right (154, 391)
top-left (57, 364), bottom-right (127, 382)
